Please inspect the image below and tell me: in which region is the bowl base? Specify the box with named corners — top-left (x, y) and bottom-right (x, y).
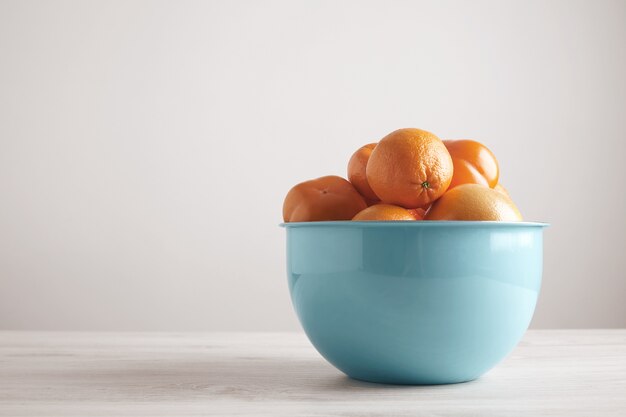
top-left (346, 373), bottom-right (479, 386)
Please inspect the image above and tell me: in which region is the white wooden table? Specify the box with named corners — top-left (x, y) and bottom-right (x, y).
top-left (1, 330), bottom-right (624, 416)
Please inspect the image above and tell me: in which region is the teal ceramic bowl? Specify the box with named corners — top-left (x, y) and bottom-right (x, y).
top-left (281, 221), bottom-right (548, 385)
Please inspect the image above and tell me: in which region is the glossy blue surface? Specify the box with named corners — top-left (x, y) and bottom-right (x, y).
top-left (282, 221), bottom-right (548, 385)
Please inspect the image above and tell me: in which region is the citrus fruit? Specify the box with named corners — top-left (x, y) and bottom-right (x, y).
top-left (494, 183), bottom-right (511, 199)
top-left (444, 140), bottom-right (499, 189)
top-left (348, 143), bottom-right (379, 201)
top-left (366, 128), bottom-right (453, 208)
top-left (353, 204), bottom-right (421, 221)
top-left (424, 183), bottom-right (522, 221)
top-left (407, 208), bottom-right (426, 219)
top-left (283, 175), bottom-right (367, 222)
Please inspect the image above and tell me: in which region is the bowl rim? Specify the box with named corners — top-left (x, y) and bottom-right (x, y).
top-left (280, 221), bottom-right (549, 228)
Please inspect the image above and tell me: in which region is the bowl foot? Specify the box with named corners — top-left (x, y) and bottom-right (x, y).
top-left (346, 373), bottom-right (479, 386)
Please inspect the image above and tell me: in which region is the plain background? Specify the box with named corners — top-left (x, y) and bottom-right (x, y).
top-left (1, 0), bottom-right (625, 331)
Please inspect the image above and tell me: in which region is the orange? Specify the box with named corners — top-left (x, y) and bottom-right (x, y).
top-left (424, 184), bottom-right (522, 221)
top-left (364, 197), bottom-right (381, 207)
top-left (366, 128), bottom-right (453, 208)
top-left (353, 204), bottom-right (421, 221)
top-left (283, 175), bottom-right (367, 222)
top-left (444, 140), bottom-right (499, 189)
top-left (494, 183), bottom-right (511, 199)
top-left (347, 143), bottom-right (379, 201)
top-left (407, 208), bottom-right (426, 219)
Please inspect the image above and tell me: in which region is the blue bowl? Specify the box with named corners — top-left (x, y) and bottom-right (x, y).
top-left (281, 221), bottom-right (548, 385)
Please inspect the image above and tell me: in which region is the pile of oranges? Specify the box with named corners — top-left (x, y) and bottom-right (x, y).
top-left (283, 128), bottom-right (522, 222)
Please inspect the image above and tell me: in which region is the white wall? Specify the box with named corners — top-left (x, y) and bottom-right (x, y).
top-left (1, 0), bottom-right (625, 331)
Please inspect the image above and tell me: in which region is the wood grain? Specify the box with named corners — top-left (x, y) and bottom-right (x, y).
top-left (0, 330), bottom-right (624, 416)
